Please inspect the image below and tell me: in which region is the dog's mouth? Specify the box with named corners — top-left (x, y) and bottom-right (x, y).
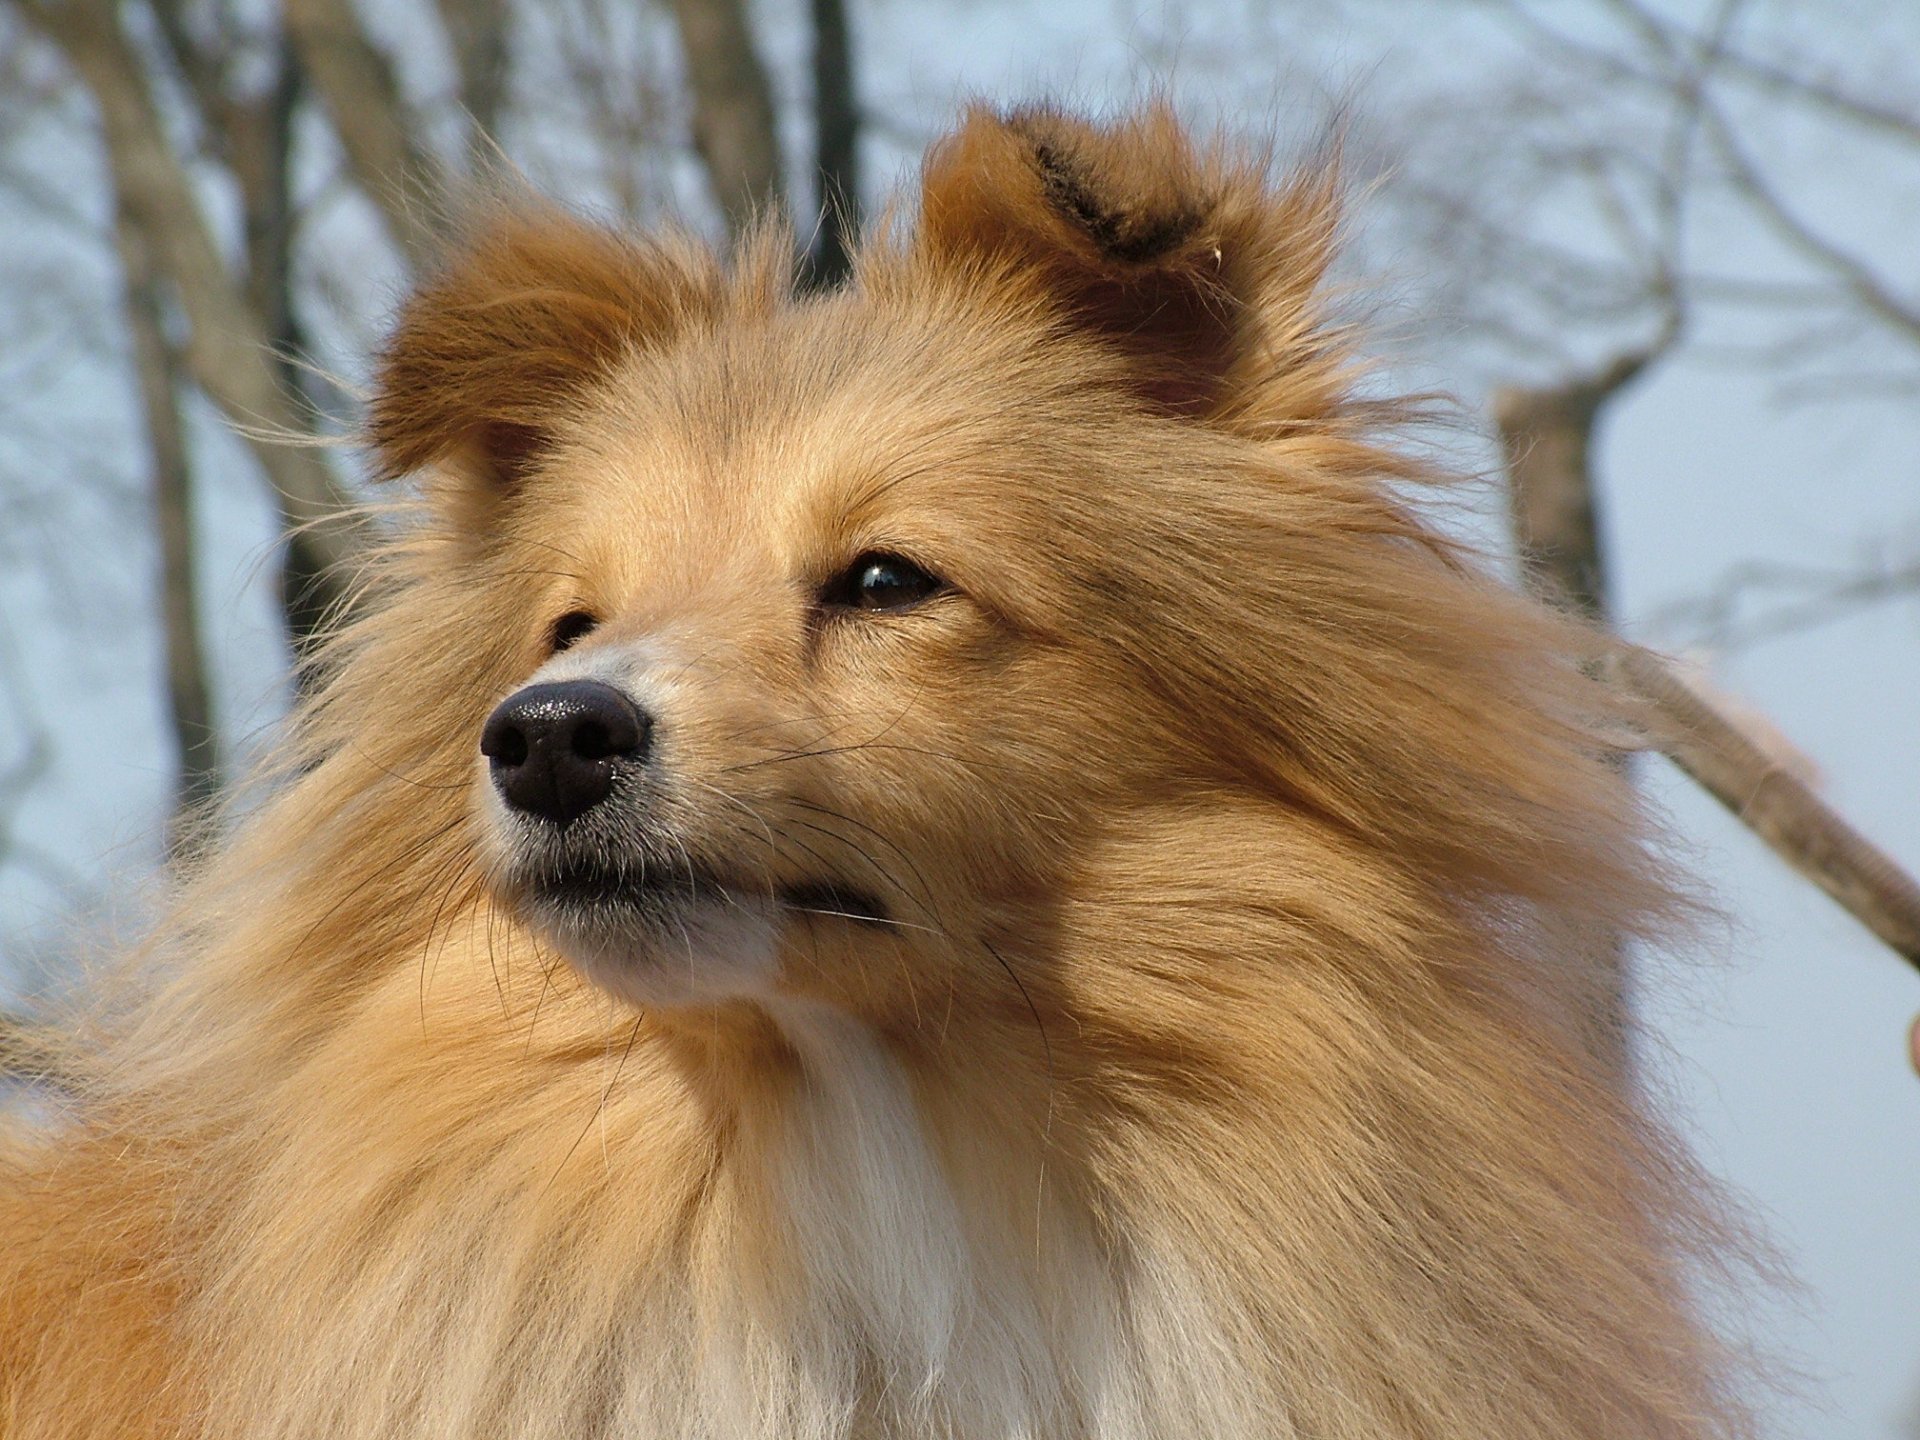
top-left (528, 860), bottom-right (890, 927)
top-left (508, 856), bottom-right (895, 1008)
top-left (772, 878), bottom-right (891, 925)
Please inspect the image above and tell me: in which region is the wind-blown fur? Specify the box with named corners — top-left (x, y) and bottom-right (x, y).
top-left (2, 104), bottom-right (1755, 1438)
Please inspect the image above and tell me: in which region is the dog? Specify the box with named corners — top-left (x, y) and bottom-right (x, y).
top-left (0, 104), bottom-right (1754, 1438)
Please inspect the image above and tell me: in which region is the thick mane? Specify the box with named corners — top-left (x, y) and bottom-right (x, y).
top-left (0, 105), bottom-right (1761, 1440)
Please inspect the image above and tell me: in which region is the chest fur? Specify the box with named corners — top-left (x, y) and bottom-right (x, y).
top-left (195, 1009), bottom-right (1244, 1440)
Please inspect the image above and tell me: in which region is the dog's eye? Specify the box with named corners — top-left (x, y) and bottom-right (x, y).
top-left (823, 553), bottom-right (945, 612)
top-left (548, 610), bottom-right (599, 653)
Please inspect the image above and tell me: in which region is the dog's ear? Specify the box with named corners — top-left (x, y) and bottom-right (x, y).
top-left (912, 104), bottom-right (1342, 421)
top-left (368, 212), bottom-right (721, 486)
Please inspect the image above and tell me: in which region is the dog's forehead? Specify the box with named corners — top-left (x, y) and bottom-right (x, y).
top-left (555, 298), bottom-right (1061, 549)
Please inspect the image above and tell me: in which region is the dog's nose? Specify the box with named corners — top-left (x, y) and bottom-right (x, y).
top-left (480, 681), bottom-right (649, 824)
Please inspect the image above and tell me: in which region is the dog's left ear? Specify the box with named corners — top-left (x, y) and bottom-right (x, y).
top-left (911, 104), bottom-right (1340, 421)
top-left (367, 211), bottom-right (722, 489)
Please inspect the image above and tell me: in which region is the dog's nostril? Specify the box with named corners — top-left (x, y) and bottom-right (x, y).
top-left (572, 719), bottom-right (615, 761)
top-left (480, 681), bottom-right (650, 824)
top-left (483, 722), bottom-right (530, 767)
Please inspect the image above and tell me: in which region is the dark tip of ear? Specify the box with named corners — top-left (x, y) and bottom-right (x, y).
top-left (1023, 134), bottom-right (1205, 265)
top-left (912, 104), bottom-right (1252, 417)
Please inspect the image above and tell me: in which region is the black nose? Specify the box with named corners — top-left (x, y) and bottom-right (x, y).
top-left (480, 681), bottom-right (649, 824)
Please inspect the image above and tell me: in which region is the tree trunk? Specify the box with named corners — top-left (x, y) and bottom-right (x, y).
top-left (111, 203), bottom-right (221, 853)
top-left (226, 37), bottom-right (350, 673)
top-left (283, 0), bottom-right (445, 261)
top-left (1493, 348), bottom-right (1660, 1080)
top-left (29, 0), bottom-right (376, 657)
top-left (664, 0), bottom-right (785, 241)
top-left (802, 0), bottom-right (859, 289)
top-left (1492, 349), bottom-right (1658, 624)
top-left (434, 0), bottom-right (512, 156)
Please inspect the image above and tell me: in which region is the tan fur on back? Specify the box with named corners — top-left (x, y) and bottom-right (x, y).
top-left (1, 105), bottom-right (1756, 1438)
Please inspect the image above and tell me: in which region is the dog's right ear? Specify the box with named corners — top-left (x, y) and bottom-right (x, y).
top-left (368, 212), bottom-right (721, 488)
top-left (903, 105), bottom-right (1344, 426)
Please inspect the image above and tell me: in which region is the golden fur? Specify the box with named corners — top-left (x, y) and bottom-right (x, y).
top-left (2, 105), bottom-right (1754, 1437)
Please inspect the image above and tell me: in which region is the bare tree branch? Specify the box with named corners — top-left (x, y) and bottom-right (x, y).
top-left (0, 697), bottom-right (55, 885)
top-left (1617, 646), bottom-right (1920, 969)
top-left (1653, 551), bottom-right (1920, 651)
top-left (1703, 100), bottom-right (1920, 346)
top-left (1715, 47), bottom-right (1920, 148)
top-left (520, 0), bottom-right (681, 225)
top-left (1593, 0), bottom-right (1920, 148)
top-left (1582, 0), bottom-right (1920, 347)
top-left (135, 7), bottom-right (351, 666)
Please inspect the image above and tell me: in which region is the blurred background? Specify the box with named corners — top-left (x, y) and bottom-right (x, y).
top-left (0, 0), bottom-right (1916, 1431)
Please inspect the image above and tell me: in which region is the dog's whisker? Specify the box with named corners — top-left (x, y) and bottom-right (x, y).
top-left (786, 800), bottom-right (947, 925)
top-left (719, 740), bottom-right (1020, 778)
top-left (415, 853), bottom-right (482, 1028)
top-left (543, 1015), bottom-right (647, 1195)
top-left (348, 743), bottom-right (468, 792)
top-left (289, 812), bottom-right (468, 961)
top-left (983, 935), bottom-right (1057, 1261)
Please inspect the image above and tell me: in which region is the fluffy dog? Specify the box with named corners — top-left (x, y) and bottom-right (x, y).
top-left (1, 105), bottom-right (1753, 1438)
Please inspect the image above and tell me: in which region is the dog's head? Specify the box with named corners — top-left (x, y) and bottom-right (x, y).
top-left (362, 105), bottom-right (1640, 1027)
